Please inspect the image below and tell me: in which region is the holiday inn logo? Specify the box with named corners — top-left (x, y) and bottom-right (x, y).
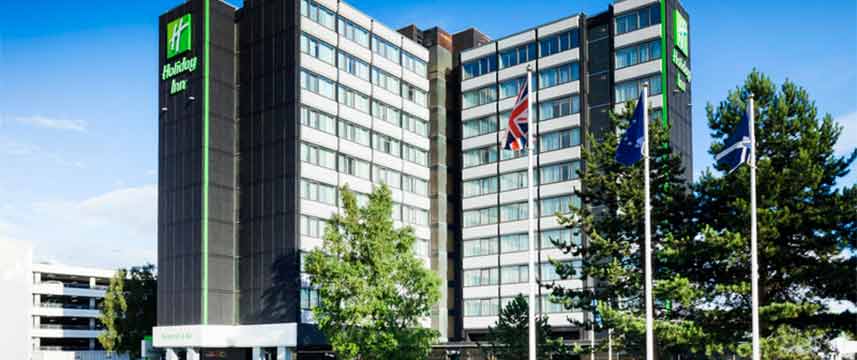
top-left (674, 10), bottom-right (689, 56)
top-left (166, 14), bottom-right (192, 59)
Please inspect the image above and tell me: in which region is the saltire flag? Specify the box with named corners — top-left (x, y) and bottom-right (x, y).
top-left (615, 91), bottom-right (646, 166)
top-left (715, 109), bottom-right (752, 173)
top-left (503, 78), bottom-right (530, 151)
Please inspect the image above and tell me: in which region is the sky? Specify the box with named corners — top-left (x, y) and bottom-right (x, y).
top-left (0, 0), bottom-right (855, 270)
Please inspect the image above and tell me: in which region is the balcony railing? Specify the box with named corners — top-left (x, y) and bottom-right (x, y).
top-left (37, 302), bottom-right (94, 310)
top-left (38, 324), bottom-right (99, 330)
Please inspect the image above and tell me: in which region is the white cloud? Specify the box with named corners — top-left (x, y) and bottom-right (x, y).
top-left (0, 185), bottom-right (157, 269)
top-left (0, 139), bottom-right (40, 156)
top-left (13, 115), bottom-right (88, 132)
top-left (833, 111), bottom-right (857, 157)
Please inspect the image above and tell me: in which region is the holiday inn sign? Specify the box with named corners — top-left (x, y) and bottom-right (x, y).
top-left (163, 13), bottom-right (197, 95)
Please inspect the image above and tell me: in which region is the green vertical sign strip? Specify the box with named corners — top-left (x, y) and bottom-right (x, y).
top-left (202, 0), bottom-right (211, 325)
top-left (660, 0), bottom-right (669, 128)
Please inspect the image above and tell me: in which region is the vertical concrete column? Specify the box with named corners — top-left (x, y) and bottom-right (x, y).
top-left (34, 272), bottom-right (41, 284)
top-left (166, 348), bottom-right (178, 360)
top-left (89, 338), bottom-right (96, 350)
top-left (33, 294), bottom-right (40, 306)
top-left (90, 298), bottom-right (96, 309)
top-left (89, 318), bottom-right (96, 330)
top-left (33, 315), bottom-right (40, 328)
top-left (90, 277), bottom-right (96, 288)
top-left (276, 347), bottom-right (293, 360)
top-left (187, 347), bottom-right (200, 360)
top-left (32, 337), bottom-right (40, 351)
top-left (252, 347), bottom-right (262, 360)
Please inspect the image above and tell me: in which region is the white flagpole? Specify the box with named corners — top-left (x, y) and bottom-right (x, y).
top-left (642, 84), bottom-right (654, 360)
top-left (749, 95), bottom-right (761, 360)
top-left (526, 65), bottom-right (537, 360)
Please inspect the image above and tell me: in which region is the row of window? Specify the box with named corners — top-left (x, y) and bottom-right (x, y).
top-left (462, 128), bottom-right (581, 168)
top-left (463, 260), bottom-right (582, 287)
top-left (615, 39), bottom-right (662, 70)
top-left (300, 0), bottom-right (428, 76)
top-left (463, 228), bottom-right (581, 257)
top-left (462, 29), bottom-right (581, 80)
top-left (461, 62), bottom-right (580, 109)
top-left (299, 181), bottom-right (430, 225)
top-left (299, 140), bottom-right (429, 194)
top-left (615, 74), bottom-right (663, 103)
top-left (464, 295), bottom-right (571, 317)
top-left (463, 160), bottom-right (581, 197)
top-left (463, 195), bottom-right (580, 227)
top-left (615, 4), bottom-right (661, 35)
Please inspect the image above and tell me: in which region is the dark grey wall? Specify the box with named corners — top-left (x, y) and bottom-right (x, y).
top-left (664, 0), bottom-right (693, 180)
top-left (237, 0), bottom-right (302, 326)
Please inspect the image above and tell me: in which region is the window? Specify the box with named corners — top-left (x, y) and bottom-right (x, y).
top-left (338, 52), bottom-right (370, 80)
top-left (402, 113), bottom-right (428, 136)
top-left (539, 95), bottom-right (581, 121)
top-left (540, 128), bottom-right (581, 153)
top-left (539, 30), bottom-right (580, 58)
top-left (501, 233), bottom-right (528, 253)
top-left (402, 82), bottom-right (428, 106)
top-left (501, 264), bottom-right (529, 284)
top-left (615, 5), bottom-right (661, 35)
top-left (501, 202), bottom-right (528, 222)
top-left (338, 155), bottom-right (370, 179)
top-left (372, 100), bottom-right (400, 125)
top-left (372, 36), bottom-right (400, 64)
top-left (300, 106), bottom-right (336, 134)
top-left (540, 161), bottom-right (581, 184)
top-left (300, 215), bottom-right (326, 238)
top-left (464, 298), bottom-right (500, 316)
top-left (372, 133), bottom-right (401, 157)
top-left (402, 52), bottom-right (427, 76)
top-left (300, 33), bottom-right (335, 65)
top-left (463, 207), bottom-right (498, 227)
top-left (539, 62), bottom-right (579, 89)
top-left (462, 86), bottom-right (497, 108)
top-left (540, 195), bottom-right (579, 217)
top-left (337, 18), bottom-right (369, 47)
top-left (413, 238), bottom-right (429, 257)
top-left (403, 205), bottom-right (429, 226)
top-left (463, 237), bottom-right (499, 257)
top-left (462, 55), bottom-right (498, 80)
top-left (615, 39), bottom-right (662, 69)
top-left (501, 146), bottom-right (527, 161)
top-left (391, 202), bottom-right (402, 221)
top-left (338, 120), bottom-right (370, 146)
top-left (301, 179), bottom-right (337, 205)
top-left (499, 76), bottom-right (526, 99)
top-left (300, 143), bottom-right (336, 169)
top-left (403, 144), bottom-right (428, 166)
top-left (402, 175), bottom-right (428, 196)
top-left (338, 85), bottom-right (369, 113)
top-left (300, 287), bottom-right (320, 311)
top-left (301, 70), bottom-right (335, 98)
top-left (463, 176), bottom-right (498, 197)
top-left (499, 170), bottom-right (528, 191)
top-left (615, 74), bottom-right (662, 103)
top-left (371, 67), bottom-right (400, 95)
top-left (300, 0), bottom-right (335, 29)
top-left (373, 166), bottom-right (401, 188)
top-left (462, 115), bottom-right (498, 138)
top-left (541, 296), bottom-right (567, 313)
top-left (540, 228), bottom-right (581, 249)
top-left (463, 268), bottom-right (499, 287)
top-left (499, 42), bottom-right (537, 69)
top-left (540, 262), bottom-right (562, 281)
top-left (463, 145), bottom-right (498, 167)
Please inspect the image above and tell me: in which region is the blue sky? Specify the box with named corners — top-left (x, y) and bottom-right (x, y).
top-left (1, 0), bottom-right (854, 269)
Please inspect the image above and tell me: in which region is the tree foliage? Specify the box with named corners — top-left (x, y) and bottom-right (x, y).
top-left (305, 185), bottom-right (442, 360)
top-left (479, 294), bottom-right (570, 360)
top-left (98, 269), bottom-right (127, 355)
top-left (547, 70), bottom-right (856, 358)
top-left (97, 265), bottom-right (157, 358)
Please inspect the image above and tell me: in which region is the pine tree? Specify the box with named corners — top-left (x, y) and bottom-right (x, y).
top-left (479, 294), bottom-right (569, 360)
top-left (696, 70), bottom-right (856, 357)
top-left (304, 185), bottom-right (442, 360)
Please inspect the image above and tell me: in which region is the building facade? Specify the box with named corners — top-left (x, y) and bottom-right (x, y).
top-left (455, 0), bottom-right (691, 341)
top-left (156, 0), bottom-right (435, 358)
top-left (30, 263), bottom-right (126, 360)
top-left (155, 0), bottom-right (691, 357)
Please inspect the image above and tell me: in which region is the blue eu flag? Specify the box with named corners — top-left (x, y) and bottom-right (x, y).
top-left (615, 92), bottom-right (646, 166)
top-left (715, 110), bottom-right (752, 173)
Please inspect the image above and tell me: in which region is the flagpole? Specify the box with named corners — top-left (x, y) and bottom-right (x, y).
top-left (748, 95), bottom-right (760, 360)
top-left (526, 65), bottom-right (537, 360)
top-left (642, 83), bottom-right (654, 360)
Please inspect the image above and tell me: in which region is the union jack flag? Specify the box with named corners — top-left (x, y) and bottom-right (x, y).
top-left (503, 76), bottom-right (530, 151)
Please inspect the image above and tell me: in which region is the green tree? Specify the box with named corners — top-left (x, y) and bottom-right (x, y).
top-left (305, 185), bottom-right (442, 360)
top-left (117, 264), bottom-right (157, 358)
top-left (479, 294), bottom-right (571, 360)
top-left (696, 70), bottom-right (856, 357)
top-left (98, 269), bottom-right (127, 356)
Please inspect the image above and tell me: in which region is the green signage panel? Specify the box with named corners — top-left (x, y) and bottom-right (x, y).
top-left (166, 14), bottom-right (192, 59)
top-left (674, 9), bottom-right (688, 56)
